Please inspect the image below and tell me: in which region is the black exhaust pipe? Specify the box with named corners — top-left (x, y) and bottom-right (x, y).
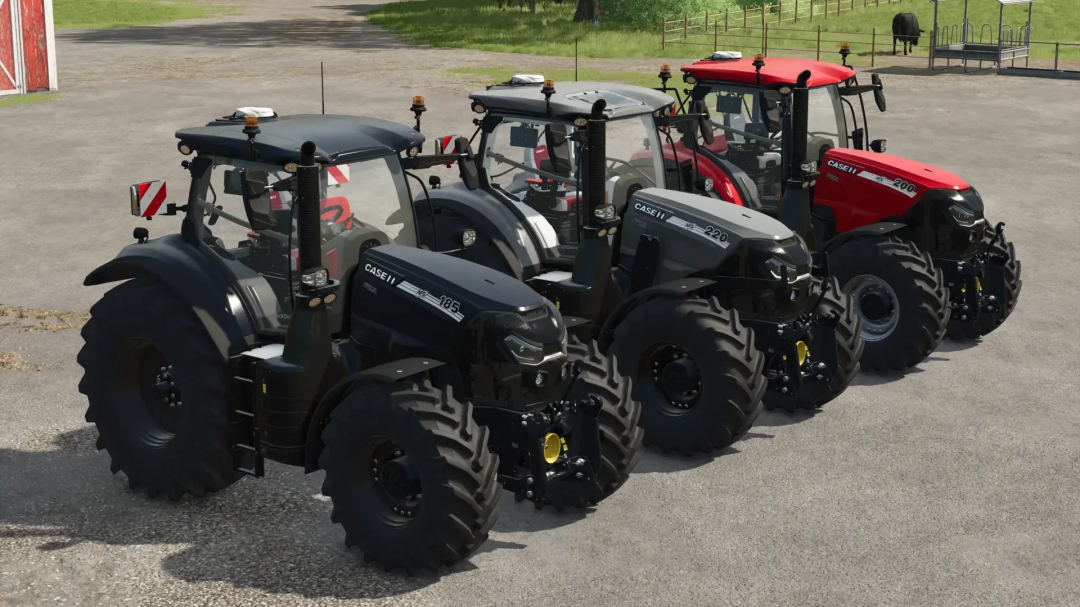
top-left (570, 99), bottom-right (614, 298)
top-left (259, 141), bottom-right (333, 464)
top-left (778, 70), bottom-right (817, 248)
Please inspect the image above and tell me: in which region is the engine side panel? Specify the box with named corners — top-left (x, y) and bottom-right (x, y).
top-left (618, 188), bottom-right (792, 284)
top-left (816, 148), bottom-right (969, 232)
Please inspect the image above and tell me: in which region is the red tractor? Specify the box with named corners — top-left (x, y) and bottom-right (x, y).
top-left (656, 52), bottom-right (1021, 372)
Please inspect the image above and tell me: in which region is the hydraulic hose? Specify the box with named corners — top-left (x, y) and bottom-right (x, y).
top-left (296, 141), bottom-right (323, 276)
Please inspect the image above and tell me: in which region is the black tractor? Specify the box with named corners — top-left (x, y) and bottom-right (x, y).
top-left (409, 79), bottom-right (863, 456)
top-left (79, 108), bottom-right (642, 573)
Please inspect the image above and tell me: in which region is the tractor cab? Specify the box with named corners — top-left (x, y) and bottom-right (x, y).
top-left (143, 110), bottom-right (427, 336)
top-left (464, 78), bottom-right (675, 262)
top-left (673, 53), bottom-right (888, 212)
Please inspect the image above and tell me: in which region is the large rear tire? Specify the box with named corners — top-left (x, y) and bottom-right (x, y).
top-left (77, 278), bottom-right (240, 500)
top-left (977, 228), bottom-right (1021, 337)
top-left (832, 236), bottom-right (949, 372)
top-left (543, 337), bottom-right (643, 510)
top-left (319, 379), bottom-right (500, 574)
top-left (763, 276), bottom-right (864, 412)
top-left (611, 296), bottom-right (764, 455)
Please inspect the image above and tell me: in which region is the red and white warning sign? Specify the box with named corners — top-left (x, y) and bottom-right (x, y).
top-left (327, 164), bottom-right (350, 185)
top-left (130, 181), bottom-right (168, 218)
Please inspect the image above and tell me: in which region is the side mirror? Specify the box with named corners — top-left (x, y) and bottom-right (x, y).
top-left (239, 169), bottom-right (275, 231)
top-left (872, 74), bottom-right (886, 112)
top-left (870, 139), bottom-right (887, 154)
top-left (455, 136), bottom-right (481, 191)
top-left (545, 123), bottom-right (573, 176)
top-left (851, 127), bottom-right (865, 150)
top-left (691, 100), bottom-right (715, 146)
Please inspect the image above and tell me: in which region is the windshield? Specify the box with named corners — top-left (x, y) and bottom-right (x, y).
top-left (482, 114), bottom-right (664, 253)
top-left (200, 154), bottom-right (415, 315)
top-left (693, 83), bottom-right (846, 204)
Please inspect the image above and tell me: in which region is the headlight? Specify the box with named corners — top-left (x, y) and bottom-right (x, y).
top-left (702, 177), bottom-right (715, 192)
top-left (504, 334), bottom-right (545, 365)
top-left (594, 205), bottom-right (616, 220)
top-left (948, 203), bottom-right (976, 227)
top-left (301, 268), bottom-right (329, 287)
top-left (764, 257), bottom-right (799, 283)
top-left (544, 300), bottom-right (568, 349)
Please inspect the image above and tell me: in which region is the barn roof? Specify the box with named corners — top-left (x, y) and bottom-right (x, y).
top-left (681, 57), bottom-right (856, 89)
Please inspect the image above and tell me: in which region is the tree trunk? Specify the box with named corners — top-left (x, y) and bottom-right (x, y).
top-left (573, 0), bottom-right (599, 23)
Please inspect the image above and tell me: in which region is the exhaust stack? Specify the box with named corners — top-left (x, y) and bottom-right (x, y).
top-left (778, 70), bottom-right (818, 248)
top-left (570, 99), bottom-right (618, 294)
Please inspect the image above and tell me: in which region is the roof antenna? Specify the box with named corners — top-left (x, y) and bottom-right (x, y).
top-left (320, 62), bottom-right (326, 115)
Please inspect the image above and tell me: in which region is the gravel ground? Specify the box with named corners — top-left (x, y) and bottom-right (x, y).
top-left (2, 2), bottom-right (1079, 606)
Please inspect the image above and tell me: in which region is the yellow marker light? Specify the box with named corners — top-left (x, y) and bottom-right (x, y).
top-left (754, 53), bottom-right (764, 62)
top-left (244, 116), bottom-right (259, 128)
top-left (660, 64), bottom-right (671, 76)
top-left (543, 433), bottom-right (563, 464)
top-left (840, 42), bottom-right (851, 51)
top-left (543, 79), bottom-right (555, 89)
top-left (796, 341), bottom-right (809, 366)
top-left (412, 95), bottom-right (425, 107)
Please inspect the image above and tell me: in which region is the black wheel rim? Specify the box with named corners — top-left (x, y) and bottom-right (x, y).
top-left (645, 344), bottom-right (701, 411)
top-left (361, 438), bottom-right (422, 524)
top-left (112, 338), bottom-right (183, 447)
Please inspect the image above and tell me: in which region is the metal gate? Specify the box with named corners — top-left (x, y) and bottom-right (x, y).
top-left (0, 0), bottom-right (56, 96)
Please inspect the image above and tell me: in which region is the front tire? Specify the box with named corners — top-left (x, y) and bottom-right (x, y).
top-left (319, 379), bottom-right (500, 574)
top-left (611, 296), bottom-right (764, 455)
top-left (763, 276), bottom-right (864, 412)
top-left (832, 236), bottom-right (949, 372)
top-left (77, 277), bottom-right (240, 500)
top-left (543, 337), bottom-right (643, 510)
top-left (977, 228), bottom-right (1021, 336)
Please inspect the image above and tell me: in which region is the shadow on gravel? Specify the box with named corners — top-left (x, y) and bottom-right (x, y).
top-left (0, 426), bottom-right (582, 599)
top-left (60, 17), bottom-right (406, 51)
top-left (629, 444), bottom-right (741, 475)
top-left (866, 65), bottom-right (998, 77)
top-left (754, 408), bottom-right (817, 428)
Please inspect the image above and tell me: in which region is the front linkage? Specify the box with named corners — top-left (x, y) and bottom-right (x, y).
top-left (938, 222), bottom-right (1010, 331)
top-left (478, 362), bottom-right (603, 508)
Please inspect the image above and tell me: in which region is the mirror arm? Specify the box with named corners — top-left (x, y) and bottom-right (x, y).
top-left (402, 153), bottom-right (469, 170)
top-left (486, 151), bottom-right (577, 187)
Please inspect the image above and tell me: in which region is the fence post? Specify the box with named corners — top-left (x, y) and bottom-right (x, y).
top-left (795, 0), bottom-right (799, 23)
top-left (871, 28), bottom-right (876, 67)
top-left (714, 18), bottom-right (719, 51)
top-left (763, 4), bottom-right (768, 27)
top-left (810, 0), bottom-right (814, 21)
top-left (706, 10), bottom-right (709, 32)
top-left (661, 18), bottom-right (666, 50)
top-left (837, 0), bottom-right (840, 17)
top-left (764, 22), bottom-right (769, 56)
top-left (817, 25), bottom-right (822, 60)
top-left (1054, 43), bottom-right (1060, 72)
top-left (684, 13), bottom-right (688, 39)
top-left (725, 10), bottom-right (729, 32)
top-left (744, 6), bottom-right (748, 28)
top-left (825, 0), bottom-right (828, 20)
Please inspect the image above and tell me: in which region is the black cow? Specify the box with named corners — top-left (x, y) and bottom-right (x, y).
top-left (892, 12), bottom-right (924, 56)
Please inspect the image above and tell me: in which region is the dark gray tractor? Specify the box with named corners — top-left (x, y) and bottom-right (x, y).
top-left (409, 80), bottom-right (863, 456)
top-left (79, 109), bottom-right (642, 573)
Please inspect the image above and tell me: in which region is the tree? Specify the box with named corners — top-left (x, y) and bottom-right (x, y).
top-left (573, 0), bottom-right (599, 23)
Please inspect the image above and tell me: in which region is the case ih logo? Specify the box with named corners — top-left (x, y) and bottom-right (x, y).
top-left (827, 160), bottom-right (858, 174)
top-left (633, 202), bottom-right (669, 221)
top-left (364, 263), bottom-right (397, 286)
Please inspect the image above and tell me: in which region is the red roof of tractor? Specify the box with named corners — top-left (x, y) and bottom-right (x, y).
top-left (682, 57), bottom-right (856, 88)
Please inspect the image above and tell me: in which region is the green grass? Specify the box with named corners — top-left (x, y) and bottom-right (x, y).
top-left (54, 0), bottom-right (229, 29)
top-left (0, 93), bottom-right (58, 108)
top-left (370, 0), bottom-right (1080, 62)
top-left (368, 0), bottom-right (689, 59)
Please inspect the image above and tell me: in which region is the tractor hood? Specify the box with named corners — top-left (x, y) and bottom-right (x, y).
top-left (824, 148), bottom-right (969, 191)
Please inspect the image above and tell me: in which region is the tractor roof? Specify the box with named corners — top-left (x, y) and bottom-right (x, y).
top-left (176, 114), bottom-right (425, 165)
top-left (470, 81), bottom-right (674, 120)
top-left (681, 57), bottom-right (856, 88)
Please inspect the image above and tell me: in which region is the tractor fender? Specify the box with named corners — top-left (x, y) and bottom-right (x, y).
top-left (820, 221), bottom-right (908, 255)
top-left (83, 233), bottom-right (258, 360)
top-left (303, 357), bottom-right (445, 473)
top-left (418, 182), bottom-right (544, 280)
top-left (597, 277), bottom-right (715, 353)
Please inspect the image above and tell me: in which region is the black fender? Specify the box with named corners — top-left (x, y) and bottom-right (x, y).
top-left (303, 357), bottom-right (445, 472)
top-left (596, 277), bottom-right (715, 353)
top-left (820, 221), bottom-right (908, 255)
top-left (416, 182), bottom-right (543, 280)
top-left (83, 233), bottom-right (257, 360)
